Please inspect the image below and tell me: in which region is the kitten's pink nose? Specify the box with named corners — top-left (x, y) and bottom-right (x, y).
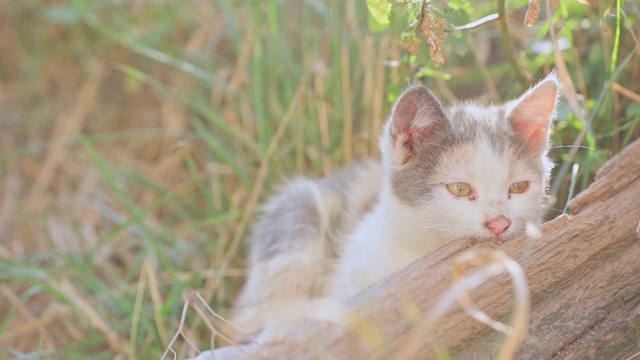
top-left (485, 216), bottom-right (511, 236)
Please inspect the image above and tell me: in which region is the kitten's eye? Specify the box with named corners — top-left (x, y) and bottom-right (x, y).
top-left (446, 182), bottom-right (472, 197)
top-left (509, 181), bottom-right (530, 194)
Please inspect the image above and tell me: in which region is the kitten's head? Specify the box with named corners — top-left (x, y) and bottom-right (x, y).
top-left (380, 74), bottom-right (559, 243)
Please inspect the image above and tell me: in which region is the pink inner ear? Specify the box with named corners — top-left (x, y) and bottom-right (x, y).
top-left (392, 128), bottom-right (427, 159)
top-left (511, 106), bottom-right (550, 142)
top-left (510, 80), bottom-right (558, 153)
top-left (390, 85), bottom-right (446, 162)
top-left (392, 90), bottom-right (428, 136)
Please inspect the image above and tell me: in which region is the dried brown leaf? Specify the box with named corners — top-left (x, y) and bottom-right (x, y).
top-left (420, 9), bottom-right (431, 43)
top-left (524, 0), bottom-right (541, 27)
top-left (420, 10), bottom-right (447, 63)
top-left (402, 34), bottom-right (422, 55)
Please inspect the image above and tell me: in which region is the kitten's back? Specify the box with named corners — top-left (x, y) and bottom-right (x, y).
top-left (233, 159), bottom-right (382, 335)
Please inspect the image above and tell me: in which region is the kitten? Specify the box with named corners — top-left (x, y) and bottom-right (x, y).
top-left (232, 74), bottom-right (559, 342)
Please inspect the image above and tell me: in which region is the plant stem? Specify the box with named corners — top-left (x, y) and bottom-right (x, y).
top-left (497, 0), bottom-right (530, 89)
top-left (610, 0), bottom-right (622, 74)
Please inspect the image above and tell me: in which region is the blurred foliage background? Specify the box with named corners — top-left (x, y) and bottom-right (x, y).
top-left (0, 0), bottom-right (638, 359)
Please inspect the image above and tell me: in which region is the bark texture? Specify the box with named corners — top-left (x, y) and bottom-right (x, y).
top-left (235, 138), bottom-right (640, 359)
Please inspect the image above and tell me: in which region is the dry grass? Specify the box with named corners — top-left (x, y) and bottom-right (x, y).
top-left (0, 0), bottom-right (638, 359)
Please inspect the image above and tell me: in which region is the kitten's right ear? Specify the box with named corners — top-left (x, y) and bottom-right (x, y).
top-left (507, 73), bottom-right (559, 155)
top-left (389, 84), bottom-right (448, 165)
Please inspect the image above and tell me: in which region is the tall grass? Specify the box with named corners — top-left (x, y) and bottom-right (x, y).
top-left (0, 0), bottom-right (638, 359)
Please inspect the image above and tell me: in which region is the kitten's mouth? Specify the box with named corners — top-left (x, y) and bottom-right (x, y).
top-left (474, 232), bottom-right (513, 245)
top-left (476, 238), bottom-right (502, 245)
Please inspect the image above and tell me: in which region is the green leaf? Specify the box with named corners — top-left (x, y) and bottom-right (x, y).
top-left (367, 0), bottom-right (391, 25)
top-left (389, 1), bottom-right (423, 33)
top-left (446, 0), bottom-right (471, 11)
top-left (368, 12), bottom-right (390, 33)
top-left (415, 66), bottom-right (452, 80)
top-left (448, 29), bottom-right (470, 56)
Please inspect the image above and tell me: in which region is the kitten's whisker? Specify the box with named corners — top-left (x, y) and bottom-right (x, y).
top-left (550, 145), bottom-right (597, 151)
top-left (422, 141), bottom-right (452, 151)
top-left (400, 221), bottom-right (447, 227)
top-left (395, 223), bottom-right (448, 230)
top-left (513, 131), bottom-right (533, 161)
top-left (518, 150), bottom-right (541, 165)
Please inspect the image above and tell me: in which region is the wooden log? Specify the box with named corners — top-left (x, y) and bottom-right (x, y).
top-left (231, 138), bottom-right (640, 359)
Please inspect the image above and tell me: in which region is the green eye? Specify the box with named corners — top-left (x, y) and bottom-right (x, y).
top-left (446, 182), bottom-right (472, 197)
top-left (509, 181), bottom-right (530, 194)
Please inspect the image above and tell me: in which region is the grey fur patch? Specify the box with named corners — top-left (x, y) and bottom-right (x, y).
top-left (391, 101), bottom-right (547, 206)
top-left (251, 160), bottom-right (383, 261)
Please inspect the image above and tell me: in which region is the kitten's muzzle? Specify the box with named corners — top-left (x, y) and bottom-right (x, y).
top-left (484, 216), bottom-right (511, 236)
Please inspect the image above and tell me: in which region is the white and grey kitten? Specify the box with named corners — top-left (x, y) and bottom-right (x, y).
top-left (233, 74), bottom-right (559, 341)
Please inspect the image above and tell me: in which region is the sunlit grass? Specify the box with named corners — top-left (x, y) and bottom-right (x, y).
top-left (0, 0), bottom-right (638, 359)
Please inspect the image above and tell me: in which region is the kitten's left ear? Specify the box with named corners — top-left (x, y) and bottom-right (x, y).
top-left (507, 73), bottom-right (559, 154)
top-left (388, 83), bottom-right (449, 165)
